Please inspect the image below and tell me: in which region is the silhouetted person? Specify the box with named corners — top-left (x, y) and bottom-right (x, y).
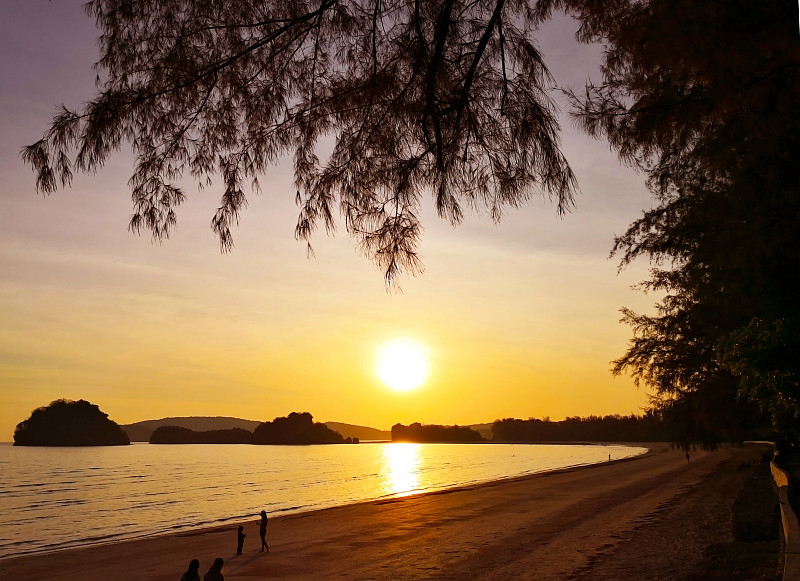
top-left (180, 559), bottom-right (200, 581)
top-left (236, 525), bottom-right (246, 555)
top-left (203, 557), bottom-right (224, 581)
top-left (686, 452), bottom-right (690, 463)
top-left (258, 510), bottom-right (269, 552)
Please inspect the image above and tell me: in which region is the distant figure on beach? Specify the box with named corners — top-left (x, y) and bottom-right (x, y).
top-left (258, 510), bottom-right (269, 553)
top-left (686, 452), bottom-right (691, 463)
top-left (608, 453), bottom-right (611, 461)
top-left (258, 510), bottom-right (269, 552)
top-left (180, 559), bottom-right (201, 581)
top-left (203, 557), bottom-right (224, 581)
top-left (237, 525), bottom-right (246, 555)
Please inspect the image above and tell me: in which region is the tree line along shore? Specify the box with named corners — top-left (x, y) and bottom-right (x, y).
top-left (12, 398), bottom-right (774, 447)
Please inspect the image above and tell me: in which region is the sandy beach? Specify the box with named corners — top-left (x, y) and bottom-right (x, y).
top-left (2, 443), bottom-right (780, 580)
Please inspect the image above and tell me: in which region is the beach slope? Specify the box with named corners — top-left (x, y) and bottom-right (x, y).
top-left (3, 444), bottom-right (779, 580)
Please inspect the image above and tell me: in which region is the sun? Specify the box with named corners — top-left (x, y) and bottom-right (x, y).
top-left (375, 339), bottom-right (430, 392)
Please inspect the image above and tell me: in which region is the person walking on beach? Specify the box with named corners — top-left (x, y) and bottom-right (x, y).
top-left (179, 559), bottom-right (201, 581)
top-left (258, 510), bottom-right (269, 552)
top-left (236, 525), bottom-right (246, 555)
top-left (203, 557), bottom-right (224, 581)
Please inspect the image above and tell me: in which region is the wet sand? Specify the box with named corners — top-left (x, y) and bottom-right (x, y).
top-left (2, 444), bottom-right (776, 580)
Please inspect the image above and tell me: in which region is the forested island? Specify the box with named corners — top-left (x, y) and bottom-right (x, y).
top-left (391, 422), bottom-right (484, 442)
top-left (149, 426), bottom-right (253, 444)
top-left (13, 399), bottom-right (130, 447)
top-left (149, 412), bottom-right (347, 445)
top-left (123, 416), bottom-right (388, 442)
top-left (251, 412), bottom-right (344, 444)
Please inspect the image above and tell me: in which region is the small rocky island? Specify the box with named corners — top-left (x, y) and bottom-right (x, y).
top-left (149, 411), bottom-right (346, 445)
top-left (252, 412), bottom-right (344, 444)
top-left (14, 399), bottom-right (130, 446)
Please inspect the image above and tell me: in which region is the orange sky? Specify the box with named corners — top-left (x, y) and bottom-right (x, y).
top-left (0, 2), bottom-right (656, 441)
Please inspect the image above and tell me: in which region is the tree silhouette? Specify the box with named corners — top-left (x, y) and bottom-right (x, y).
top-left (149, 425), bottom-right (253, 443)
top-left (491, 413), bottom-right (671, 443)
top-left (22, 0), bottom-right (798, 446)
top-left (251, 412), bottom-right (344, 444)
top-left (556, 0), bottom-right (800, 448)
top-left (23, 0), bottom-right (576, 283)
top-left (391, 422), bottom-right (484, 442)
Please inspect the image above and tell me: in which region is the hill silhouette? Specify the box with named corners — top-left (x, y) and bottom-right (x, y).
top-left (123, 416), bottom-right (387, 442)
top-left (14, 399), bottom-right (130, 447)
top-left (467, 423), bottom-right (494, 440)
top-left (123, 416), bottom-right (259, 441)
top-left (145, 413), bottom-right (355, 445)
top-left (323, 422), bottom-right (389, 441)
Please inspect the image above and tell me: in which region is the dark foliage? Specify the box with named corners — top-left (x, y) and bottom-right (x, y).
top-left (391, 422), bottom-right (484, 442)
top-left (251, 412), bottom-right (344, 444)
top-left (21, 0), bottom-right (799, 446)
top-left (149, 425), bottom-right (253, 444)
top-left (24, 0), bottom-right (577, 284)
top-left (14, 399), bottom-right (130, 447)
top-left (547, 0), bottom-right (800, 448)
top-left (491, 413), bottom-right (669, 443)
top-left (776, 448), bottom-right (800, 518)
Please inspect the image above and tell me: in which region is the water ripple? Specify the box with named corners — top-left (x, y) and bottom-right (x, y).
top-left (0, 442), bottom-right (645, 560)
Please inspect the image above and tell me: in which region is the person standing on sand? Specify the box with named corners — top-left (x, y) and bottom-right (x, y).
top-left (203, 557), bottom-right (224, 581)
top-left (236, 525), bottom-right (246, 555)
top-left (258, 510), bottom-right (269, 552)
top-left (180, 559), bottom-right (201, 581)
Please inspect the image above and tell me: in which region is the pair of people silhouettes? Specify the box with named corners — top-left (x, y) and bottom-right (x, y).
top-left (238, 510), bottom-right (269, 554)
top-left (180, 557), bottom-right (223, 581)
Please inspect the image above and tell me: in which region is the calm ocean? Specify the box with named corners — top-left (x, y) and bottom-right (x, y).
top-left (0, 442), bottom-right (646, 559)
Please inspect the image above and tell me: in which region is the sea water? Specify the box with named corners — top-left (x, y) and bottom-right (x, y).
top-left (0, 442), bottom-right (646, 559)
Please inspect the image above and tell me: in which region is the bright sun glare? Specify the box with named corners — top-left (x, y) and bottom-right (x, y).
top-left (375, 339), bottom-right (430, 392)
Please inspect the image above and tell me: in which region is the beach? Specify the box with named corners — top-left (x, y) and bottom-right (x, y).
top-left (2, 443), bottom-right (780, 580)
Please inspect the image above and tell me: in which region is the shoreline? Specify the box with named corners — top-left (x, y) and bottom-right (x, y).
top-left (1, 441), bottom-right (648, 561)
top-left (5, 443), bottom-right (780, 580)
top-left (4, 443), bottom-right (779, 580)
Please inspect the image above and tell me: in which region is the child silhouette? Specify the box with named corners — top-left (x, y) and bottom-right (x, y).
top-left (236, 525), bottom-right (246, 555)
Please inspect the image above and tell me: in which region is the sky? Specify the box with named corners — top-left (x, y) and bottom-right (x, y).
top-left (0, 1), bottom-right (657, 441)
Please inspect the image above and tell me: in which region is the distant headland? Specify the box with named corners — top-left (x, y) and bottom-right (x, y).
top-left (122, 416), bottom-right (391, 443)
top-left (13, 399), bottom-right (130, 447)
top-left (148, 412), bottom-right (350, 445)
top-left (391, 422), bottom-right (485, 442)
top-left (13, 398), bottom-right (695, 447)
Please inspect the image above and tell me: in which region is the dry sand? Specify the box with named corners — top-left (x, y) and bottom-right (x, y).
top-left (1, 443), bottom-right (780, 580)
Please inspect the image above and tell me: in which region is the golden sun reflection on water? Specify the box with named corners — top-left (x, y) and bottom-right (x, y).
top-left (383, 443), bottom-right (422, 497)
